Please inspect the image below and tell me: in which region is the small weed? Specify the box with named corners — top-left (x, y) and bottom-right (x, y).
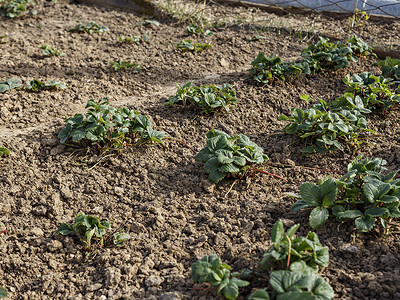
top-left (374, 57), bottom-right (400, 81)
top-left (56, 213), bottom-right (130, 251)
top-left (0, 78), bottom-right (22, 93)
top-left (175, 39), bottom-right (211, 52)
top-left (40, 44), bottom-right (65, 57)
top-left (186, 24), bottom-right (213, 36)
top-left (0, 147), bottom-right (10, 156)
top-left (247, 35), bottom-right (266, 42)
top-left (109, 61), bottom-right (141, 72)
top-left (0, 35), bottom-right (7, 44)
top-left (70, 21), bottom-right (109, 34)
top-left (25, 79), bottom-right (66, 92)
top-left (349, 9), bottom-right (370, 29)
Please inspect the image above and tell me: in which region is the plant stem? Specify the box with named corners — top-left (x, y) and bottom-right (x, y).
top-left (252, 169), bottom-right (285, 180)
top-left (268, 162), bottom-right (342, 173)
top-left (165, 136), bottom-right (197, 153)
top-left (224, 179), bottom-right (238, 198)
top-left (0, 229), bottom-right (7, 235)
top-left (286, 234), bottom-right (291, 270)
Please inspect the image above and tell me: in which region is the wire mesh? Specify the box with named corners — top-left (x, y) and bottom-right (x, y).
top-left (223, 0), bottom-right (400, 18)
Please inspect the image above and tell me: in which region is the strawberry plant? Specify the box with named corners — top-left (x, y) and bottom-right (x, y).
top-left (341, 72), bottom-right (400, 111)
top-left (195, 129), bottom-right (269, 183)
top-left (278, 99), bottom-right (372, 153)
top-left (290, 155), bottom-right (400, 232)
top-left (258, 220), bottom-right (329, 273)
top-left (0, 0), bottom-right (34, 18)
top-left (70, 21), bottom-right (109, 34)
top-left (165, 82), bottom-right (237, 114)
top-left (109, 61), bottom-right (141, 72)
top-left (186, 24), bottom-right (213, 36)
top-left (25, 79), bottom-right (66, 92)
top-left (301, 37), bottom-right (356, 71)
top-left (250, 53), bottom-right (310, 84)
top-left (346, 35), bottom-right (375, 58)
top-left (175, 39), bottom-right (211, 52)
top-left (374, 57), bottom-right (400, 81)
top-left (118, 33), bottom-right (148, 44)
top-left (192, 254), bottom-right (249, 300)
top-left (40, 44), bottom-right (65, 57)
top-left (58, 98), bottom-right (164, 151)
top-left (0, 78), bottom-right (21, 93)
top-left (56, 213), bottom-right (130, 251)
top-left (192, 220), bottom-right (334, 300)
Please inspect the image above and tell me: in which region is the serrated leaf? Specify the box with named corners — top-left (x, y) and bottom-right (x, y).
top-left (249, 289), bottom-right (270, 300)
top-left (291, 199), bottom-right (310, 212)
top-left (309, 206), bottom-right (329, 229)
top-left (300, 183), bottom-right (321, 206)
top-left (337, 209), bottom-right (363, 219)
top-left (271, 220), bottom-right (284, 245)
top-left (355, 215), bottom-right (375, 232)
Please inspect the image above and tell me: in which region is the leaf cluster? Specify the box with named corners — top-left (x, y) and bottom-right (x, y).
top-left (70, 21), bottom-right (109, 34)
top-left (109, 61), bottom-right (141, 72)
top-left (186, 24), bottom-right (213, 36)
top-left (249, 36), bottom-right (373, 85)
top-left (25, 79), bottom-right (66, 92)
top-left (118, 33), bottom-right (148, 44)
top-left (195, 129), bottom-right (268, 183)
top-left (192, 254), bottom-right (249, 300)
top-left (0, 78), bottom-right (22, 93)
top-left (250, 53), bottom-right (310, 84)
top-left (56, 213), bottom-right (130, 251)
top-left (278, 98), bottom-right (371, 154)
top-left (58, 98), bottom-right (165, 151)
top-left (192, 220), bottom-right (334, 300)
top-left (137, 19), bottom-right (160, 27)
top-left (165, 82), bottom-right (237, 114)
top-left (373, 57), bottom-right (400, 81)
top-left (0, 147), bottom-right (10, 156)
top-left (258, 220), bottom-right (329, 274)
top-left (175, 39), bottom-right (211, 52)
top-left (291, 155), bottom-right (400, 232)
top-left (40, 44), bottom-right (65, 57)
top-left (340, 72), bottom-right (400, 111)
top-left (0, 0), bottom-right (34, 18)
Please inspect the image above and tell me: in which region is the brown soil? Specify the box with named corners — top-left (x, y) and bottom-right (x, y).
top-left (1, 0), bottom-right (400, 299)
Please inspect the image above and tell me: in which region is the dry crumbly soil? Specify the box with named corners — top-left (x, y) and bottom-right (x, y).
top-left (1, 0), bottom-right (400, 299)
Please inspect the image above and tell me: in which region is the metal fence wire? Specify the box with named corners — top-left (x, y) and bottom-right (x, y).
top-left (223, 0), bottom-right (400, 18)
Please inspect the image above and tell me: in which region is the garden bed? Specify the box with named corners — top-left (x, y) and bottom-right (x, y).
top-left (0, 0), bottom-right (400, 299)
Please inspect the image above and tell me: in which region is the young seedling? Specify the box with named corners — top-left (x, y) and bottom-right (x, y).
top-left (175, 39), bottom-right (211, 52)
top-left (25, 79), bottom-right (66, 92)
top-left (0, 78), bottom-right (22, 93)
top-left (58, 98), bottom-right (165, 152)
top-left (186, 24), bottom-right (213, 36)
top-left (247, 35), bottom-right (266, 42)
top-left (349, 9), bottom-right (370, 29)
top-left (40, 44), bottom-right (65, 57)
top-left (138, 19), bottom-right (160, 27)
top-left (194, 129), bottom-right (283, 183)
top-left (70, 21), bottom-right (109, 34)
top-left (0, 0), bottom-right (35, 18)
top-left (290, 155), bottom-right (400, 232)
top-left (56, 213), bottom-right (130, 251)
top-left (373, 57), bottom-right (400, 81)
top-left (0, 35), bottom-right (7, 44)
top-left (165, 82), bottom-right (238, 114)
top-left (118, 33), bottom-right (148, 44)
top-left (109, 61), bottom-right (141, 72)
top-left (0, 147), bottom-right (10, 156)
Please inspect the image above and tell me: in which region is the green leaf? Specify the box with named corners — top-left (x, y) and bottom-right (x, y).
top-left (355, 215), bottom-right (375, 232)
top-left (0, 147), bottom-right (10, 156)
top-left (300, 182), bottom-right (321, 206)
top-left (309, 206), bottom-right (329, 229)
top-left (0, 286), bottom-right (6, 298)
top-left (271, 220), bottom-right (284, 245)
top-left (364, 207), bottom-right (388, 217)
top-left (320, 178), bottom-right (337, 207)
top-left (209, 169), bottom-right (227, 183)
top-left (337, 210), bottom-right (363, 219)
top-left (249, 289), bottom-right (270, 300)
top-left (56, 223), bottom-right (74, 235)
top-left (291, 199), bottom-right (310, 212)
